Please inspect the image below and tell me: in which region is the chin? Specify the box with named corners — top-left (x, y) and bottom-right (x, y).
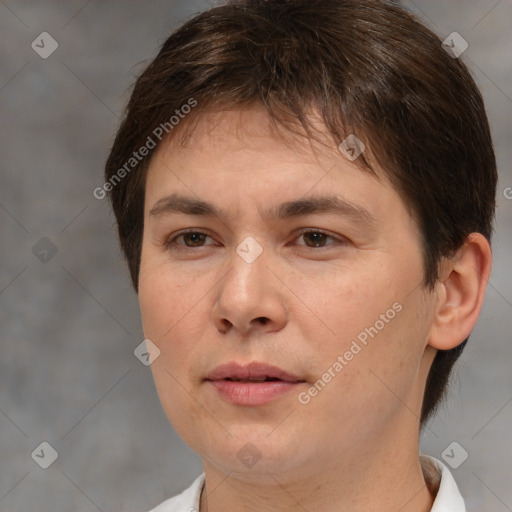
top-left (198, 429), bottom-right (313, 479)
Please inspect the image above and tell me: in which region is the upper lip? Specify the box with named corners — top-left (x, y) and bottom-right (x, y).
top-left (205, 361), bottom-right (305, 382)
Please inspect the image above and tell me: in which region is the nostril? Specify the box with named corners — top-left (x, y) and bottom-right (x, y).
top-left (257, 317), bottom-right (268, 325)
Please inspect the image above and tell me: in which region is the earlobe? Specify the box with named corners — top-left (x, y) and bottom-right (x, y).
top-left (428, 233), bottom-right (492, 351)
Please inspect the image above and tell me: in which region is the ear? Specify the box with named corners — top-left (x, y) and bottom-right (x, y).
top-left (428, 233), bottom-right (493, 350)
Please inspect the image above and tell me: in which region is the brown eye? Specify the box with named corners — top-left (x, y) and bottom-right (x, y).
top-left (181, 232), bottom-right (208, 247)
top-left (165, 230), bottom-right (214, 250)
top-left (302, 231), bottom-right (330, 247)
top-left (296, 230), bottom-right (343, 248)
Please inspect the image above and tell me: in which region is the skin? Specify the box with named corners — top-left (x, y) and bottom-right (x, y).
top-left (138, 107), bottom-right (492, 512)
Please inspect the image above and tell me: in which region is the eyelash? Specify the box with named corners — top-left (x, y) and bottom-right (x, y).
top-left (164, 228), bottom-right (347, 251)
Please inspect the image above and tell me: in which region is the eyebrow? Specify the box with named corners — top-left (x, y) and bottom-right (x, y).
top-left (149, 192), bottom-right (378, 227)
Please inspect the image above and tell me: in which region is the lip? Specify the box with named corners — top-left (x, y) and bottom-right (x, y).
top-left (205, 361), bottom-right (304, 382)
top-left (205, 361), bottom-right (306, 406)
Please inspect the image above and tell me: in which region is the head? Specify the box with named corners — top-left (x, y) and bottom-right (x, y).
top-left (104, 0), bottom-right (496, 476)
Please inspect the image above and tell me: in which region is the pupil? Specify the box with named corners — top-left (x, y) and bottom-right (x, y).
top-left (307, 232), bottom-right (326, 247)
top-left (186, 233), bottom-right (205, 246)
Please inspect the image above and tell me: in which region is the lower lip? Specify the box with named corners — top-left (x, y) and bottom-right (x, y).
top-left (207, 379), bottom-right (303, 406)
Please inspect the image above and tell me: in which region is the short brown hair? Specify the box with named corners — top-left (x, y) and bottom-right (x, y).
top-left (104, 0), bottom-right (497, 426)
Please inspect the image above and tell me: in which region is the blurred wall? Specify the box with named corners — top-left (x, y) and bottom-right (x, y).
top-left (1, 1), bottom-right (510, 510)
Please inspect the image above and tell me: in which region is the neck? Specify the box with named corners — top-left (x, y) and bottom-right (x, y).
top-left (199, 425), bottom-right (434, 512)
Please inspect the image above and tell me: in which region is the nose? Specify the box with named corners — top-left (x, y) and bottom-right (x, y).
top-left (211, 244), bottom-right (288, 336)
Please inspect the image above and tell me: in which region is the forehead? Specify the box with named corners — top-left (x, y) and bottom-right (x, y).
top-left (146, 107), bottom-right (389, 187)
top-left (143, 107), bottom-right (410, 225)
top-left (160, 107), bottom-right (366, 165)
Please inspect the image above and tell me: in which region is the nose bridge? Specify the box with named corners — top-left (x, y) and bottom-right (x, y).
top-left (224, 236), bottom-right (268, 305)
top-left (212, 236), bottom-right (287, 334)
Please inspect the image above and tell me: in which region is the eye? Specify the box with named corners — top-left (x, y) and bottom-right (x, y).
top-left (165, 230), bottom-right (216, 249)
top-left (163, 229), bottom-right (347, 251)
top-left (294, 229), bottom-right (346, 248)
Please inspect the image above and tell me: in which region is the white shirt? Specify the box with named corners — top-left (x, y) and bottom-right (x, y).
top-left (147, 455), bottom-right (465, 512)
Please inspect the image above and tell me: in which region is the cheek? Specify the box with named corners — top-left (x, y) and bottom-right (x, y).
top-left (149, 357), bottom-right (208, 453)
top-left (139, 259), bottom-right (202, 342)
top-left (139, 270), bottom-right (193, 405)
top-left (293, 266), bottom-right (395, 350)
top-left (139, 274), bottom-right (209, 442)
top-left (296, 264), bottom-right (427, 395)
top-left (138, 259), bottom-right (214, 377)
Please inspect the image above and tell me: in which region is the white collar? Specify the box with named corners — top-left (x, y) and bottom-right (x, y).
top-left (147, 455), bottom-right (465, 511)
top-left (420, 454), bottom-right (466, 511)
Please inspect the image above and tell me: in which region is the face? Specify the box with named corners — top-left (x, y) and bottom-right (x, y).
top-left (138, 108), bottom-right (438, 482)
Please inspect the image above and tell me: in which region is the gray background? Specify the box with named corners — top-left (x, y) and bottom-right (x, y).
top-left (0, 1), bottom-right (510, 511)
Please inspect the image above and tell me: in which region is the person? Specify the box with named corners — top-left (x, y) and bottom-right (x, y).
top-left (103, 0), bottom-right (497, 510)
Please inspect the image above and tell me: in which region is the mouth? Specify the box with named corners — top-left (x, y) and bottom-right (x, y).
top-left (205, 361), bottom-right (306, 406)
top-left (222, 376), bottom-right (283, 382)
top-left (205, 361), bottom-right (305, 383)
